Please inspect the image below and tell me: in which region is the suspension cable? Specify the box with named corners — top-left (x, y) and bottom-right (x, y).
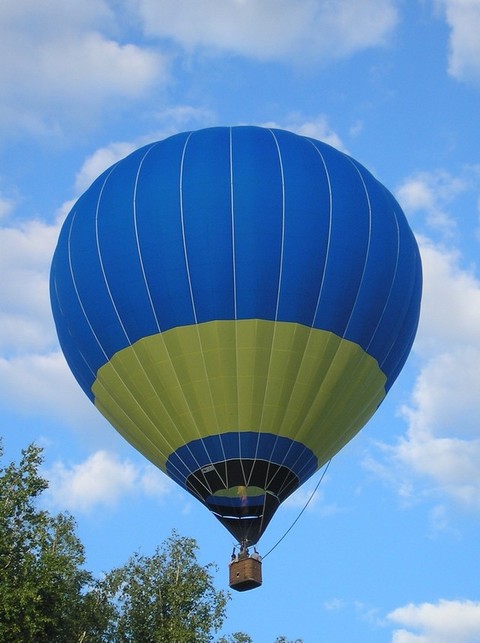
top-left (261, 459), bottom-right (332, 560)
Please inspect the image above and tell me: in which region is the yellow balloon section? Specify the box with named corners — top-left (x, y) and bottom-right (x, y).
top-left (93, 320), bottom-right (386, 473)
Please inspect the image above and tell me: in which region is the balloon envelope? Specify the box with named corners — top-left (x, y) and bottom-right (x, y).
top-left (50, 126), bottom-right (422, 544)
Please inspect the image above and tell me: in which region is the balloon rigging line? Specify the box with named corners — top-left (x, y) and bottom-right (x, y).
top-left (262, 458), bottom-right (332, 560)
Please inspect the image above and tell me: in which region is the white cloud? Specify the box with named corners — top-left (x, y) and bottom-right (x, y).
top-left (0, 194), bottom-right (15, 220)
top-left (415, 237), bottom-right (480, 357)
top-left (427, 503), bottom-right (454, 537)
top-left (395, 423), bottom-right (480, 510)
top-left (37, 34), bottom-right (164, 102)
top-left (0, 211), bottom-right (99, 428)
top-left (324, 598), bottom-right (346, 611)
top-left (44, 450), bottom-right (172, 513)
top-left (369, 235), bottom-right (480, 511)
top-left (262, 114), bottom-right (347, 151)
top-left (0, 350), bottom-right (98, 425)
top-left (402, 345), bottom-right (480, 441)
top-left (396, 171), bottom-right (466, 237)
top-left (354, 601), bottom-right (382, 627)
top-left (388, 599), bottom-right (480, 643)
top-left (136, 0), bottom-right (398, 63)
top-left (152, 105), bottom-right (216, 129)
top-left (0, 0), bottom-right (167, 139)
top-left (75, 142), bottom-right (137, 194)
top-left (437, 0), bottom-right (480, 84)
top-left (0, 217), bottom-right (60, 355)
top-left (477, 195), bottom-right (480, 239)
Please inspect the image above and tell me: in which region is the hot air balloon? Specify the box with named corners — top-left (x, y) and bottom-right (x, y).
top-left (50, 126), bottom-right (421, 591)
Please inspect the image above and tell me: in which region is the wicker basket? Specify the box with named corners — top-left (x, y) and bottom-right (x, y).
top-left (229, 557), bottom-right (262, 591)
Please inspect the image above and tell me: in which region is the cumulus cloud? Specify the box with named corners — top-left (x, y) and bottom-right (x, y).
top-left (74, 142), bottom-right (137, 194)
top-left (365, 164), bottom-right (480, 514)
top-left (368, 234), bottom-right (480, 513)
top-left (0, 207), bottom-right (97, 428)
top-left (0, 216), bottom-right (60, 355)
top-left (0, 0), bottom-right (167, 139)
top-left (397, 348), bottom-right (480, 510)
top-left (262, 113), bottom-right (347, 151)
top-left (396, 171), bottom-right (466, 237)
top-left (152, 105), bottom-right (216, 130)
top-left (414, 237), bottom-right (480, 357)
top-left (388, 599), bottom-right (480, 643)
top-left (136, 0), bottom-right (398, 63)
top-left (0, 350), bottom-right (102, 430)
top-left (0, 194), bottom-right (15, 221)
top-left (437, 0), bottom-right (480, 84)
top-left (44, 450), bottom-right (173, 512)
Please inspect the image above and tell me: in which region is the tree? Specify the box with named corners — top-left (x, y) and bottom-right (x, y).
top-left (0, 441), bottom-right (283, 642)
top-left (100, 530), bottom-right (229, 642)
top-left (0, 442), bottom-right (111, 642)
top-left (218, 633), bottom-right (253, 643)
top-left (219, 634), bottom-right (301, 642)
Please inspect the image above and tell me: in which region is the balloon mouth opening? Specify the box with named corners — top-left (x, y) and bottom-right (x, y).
top-left (206, 486), bottom-right (275, 520)
top-left (207, 493), bottom-right (280, 545)
top-left (211, 485), bottom-right (266, 499)
top-left (201, 481), bottom-right (283, 544)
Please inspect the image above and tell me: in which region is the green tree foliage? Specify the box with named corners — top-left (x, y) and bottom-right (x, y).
top-left (0, 443), bottom-right (112, 643)
top-left (101, 530), bottom-right (229, 642)
top-left (0, 442), bottom-right (301, 642)
top-left (219, 633), bottom-right (301, 642)
top-left (217, 633), bottom-right (253, 642)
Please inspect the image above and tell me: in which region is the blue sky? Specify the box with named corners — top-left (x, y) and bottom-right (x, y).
top-left (1, 1), bottom-right (480, 641)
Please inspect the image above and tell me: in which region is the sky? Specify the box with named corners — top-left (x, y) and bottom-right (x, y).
top-left (1, 0), bottom-right (480, 641)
